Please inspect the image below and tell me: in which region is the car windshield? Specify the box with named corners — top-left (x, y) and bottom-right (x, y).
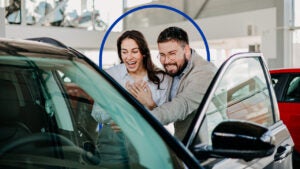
top-left (0, 53), bottom-right (173, 169)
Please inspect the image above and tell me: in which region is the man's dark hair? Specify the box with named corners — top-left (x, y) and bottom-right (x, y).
top-left (157, 27), bottom-right (189, 45)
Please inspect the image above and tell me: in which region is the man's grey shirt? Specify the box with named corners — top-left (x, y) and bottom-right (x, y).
top-left (151, 49), bottom-right (217, 140)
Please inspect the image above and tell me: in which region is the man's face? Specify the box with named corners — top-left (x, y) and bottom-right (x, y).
top-left (158, 40), bottom-right (189, 76)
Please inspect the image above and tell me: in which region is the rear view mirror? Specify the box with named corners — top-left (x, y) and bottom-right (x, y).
top-left (193, 121), bottom-right (275, 161)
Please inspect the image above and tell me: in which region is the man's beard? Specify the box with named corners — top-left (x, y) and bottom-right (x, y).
top-left (165, 55), bottom-right (188, 77)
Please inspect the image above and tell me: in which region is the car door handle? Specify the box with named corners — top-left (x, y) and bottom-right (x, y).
top-left (274, 144), bottom-right (292, 161)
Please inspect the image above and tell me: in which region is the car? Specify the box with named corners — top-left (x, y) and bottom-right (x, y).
top-left (270, 68), bottom-right (300, 167)
top-left (0, 37), bottom-right (294, 169)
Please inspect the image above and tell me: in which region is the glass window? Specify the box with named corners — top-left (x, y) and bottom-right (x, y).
top-left (3, 0), bottom-right (123, 31)
top-left (270, 73), bottom-right (289, 101)
top-left (284, 75), bottom-right (300, 102)
top-left (4, 0), bottom-right (21, 24)
top-left (194, 57), bottom-right (274, 147)
top-left (0, 54), bottom-right (174, 168)
top-left (271, 76), bottom-right (279, 87)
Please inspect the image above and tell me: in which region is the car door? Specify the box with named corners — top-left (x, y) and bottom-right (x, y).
top-left (271, 72), bottom-right (300, 155)
top-left (184, 53), bottom-right (294, 169)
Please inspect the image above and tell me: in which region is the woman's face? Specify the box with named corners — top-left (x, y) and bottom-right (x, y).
top-left (120, 38), bottom-right (145, 74)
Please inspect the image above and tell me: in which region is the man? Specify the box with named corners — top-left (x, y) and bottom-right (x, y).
top-left (149, 26), bottom-right (216, 140)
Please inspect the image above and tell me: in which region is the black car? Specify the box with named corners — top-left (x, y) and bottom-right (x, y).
top-left (0, 37), bottom-right (294, 169)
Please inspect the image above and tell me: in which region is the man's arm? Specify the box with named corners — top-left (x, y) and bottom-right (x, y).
top-left (151, 63), bottom-right (216, 125)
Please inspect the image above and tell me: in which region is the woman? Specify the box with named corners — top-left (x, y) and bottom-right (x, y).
top-left (107, 30), bottom-right (170, 109)
top-left (92, 30), bottom-right (171, 167)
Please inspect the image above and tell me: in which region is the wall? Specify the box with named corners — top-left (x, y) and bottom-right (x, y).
top-left (5, 25), bottom-right (121, 50)
top-left (2, 0), bottom-right (294, 69)
top-left (294, 44), bottom-right (300, 67)
top-left (125, 0), bottom-right (276, 28)
top-left (187, 0), bottom-right (275, 19)
top-left (4, 7), bottom-right (276, 48)
top-left (124, 8), bottom-right (276, 65)
top-left (4, 8), bottom-right (276, 67)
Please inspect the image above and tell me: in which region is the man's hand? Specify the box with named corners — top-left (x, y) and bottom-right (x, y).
top-left (110, 121), bottom-right (121, 132)
top-left (126, 80), bottom-right (157, 110)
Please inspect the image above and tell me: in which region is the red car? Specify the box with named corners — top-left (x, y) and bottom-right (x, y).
top-left (270, 68), bottom-right (300, 165)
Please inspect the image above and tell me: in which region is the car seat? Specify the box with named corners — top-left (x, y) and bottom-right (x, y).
top-left (0, 79), bottom-right (31, 147)
top-left (286, 78), bottom-right (300, 102)
top-left (293, 84), bottom-right (300, 101)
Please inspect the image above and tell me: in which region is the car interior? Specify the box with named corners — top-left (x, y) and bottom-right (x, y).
top-left (285, 77), bottom-right (300, 102)
top-left (0, 63), bottom-right (82, 156)
top-left (0, 57), bottom-right (139, 167)
top-left (0, 78), bottom-right (32, 148)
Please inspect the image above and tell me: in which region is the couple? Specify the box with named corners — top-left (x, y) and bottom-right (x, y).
top-left (93, 26), bottom-right (216, 167)
top-left (108, 26), bottom-right (216, 139)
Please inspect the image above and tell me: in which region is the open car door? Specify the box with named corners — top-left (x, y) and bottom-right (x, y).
top-left (184, 53), bottom-right (294, 169)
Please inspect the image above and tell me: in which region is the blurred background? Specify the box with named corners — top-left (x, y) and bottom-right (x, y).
top-left (0, 0), bottom-right (299, 69)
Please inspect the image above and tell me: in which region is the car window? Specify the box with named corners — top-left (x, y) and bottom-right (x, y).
top-left (271, 77), bottom-right (279, 87)
top-left (0, 54), bottom-right (176, 169)
top-left (270, 74), bottom-right (288, 101)
top-left (193, 57), bottom-right (274, 146)
top-left (284, 75), bottom-right (300, 102)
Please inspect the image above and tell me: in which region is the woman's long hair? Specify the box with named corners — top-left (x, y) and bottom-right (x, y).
top-left (117, 30), bottom-right (165, 89)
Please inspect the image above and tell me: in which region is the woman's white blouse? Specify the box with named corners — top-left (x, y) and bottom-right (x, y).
top-left (106, 64), bottom-right (171, 106)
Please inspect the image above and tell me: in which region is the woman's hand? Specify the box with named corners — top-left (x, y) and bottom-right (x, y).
top-left (126, 80), bottom-right (157, 110)
top-left (110, 121), bottom-right (121, 132)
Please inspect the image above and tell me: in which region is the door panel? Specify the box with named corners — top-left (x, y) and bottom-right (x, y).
top-left (278, 102), bottom-right (300, 152)
top-left (250, 121), bottom-right (293, 169)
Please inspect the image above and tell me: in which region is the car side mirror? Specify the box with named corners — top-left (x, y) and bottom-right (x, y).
top-left (192, 121), bottom-right (275, 161)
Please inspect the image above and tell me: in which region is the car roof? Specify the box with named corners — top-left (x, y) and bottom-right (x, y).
top-left (0, 37), bottom-right (71, 57)
top-left (269, 68), bottom-right (300, 74)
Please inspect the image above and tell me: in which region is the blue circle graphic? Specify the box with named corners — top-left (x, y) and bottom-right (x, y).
top-left (99, 4), bottom-right (210, 68)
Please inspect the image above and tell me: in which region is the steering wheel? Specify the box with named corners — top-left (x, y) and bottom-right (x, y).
top-left (0, 133), bottom-right (75, 156)
top-left (0, 132), bottom-right (101, 165)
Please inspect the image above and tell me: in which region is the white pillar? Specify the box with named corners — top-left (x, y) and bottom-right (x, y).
top-left (20, 0), bottom-right (26, 25)
top-left (282, 0), bottom-right (293, 67)
top-left (0, 8), bottom-right (5, 37)
top-left (81, 0), bottom-right (87, 13)
top-left (271, 0), bottom-right (293, 68)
